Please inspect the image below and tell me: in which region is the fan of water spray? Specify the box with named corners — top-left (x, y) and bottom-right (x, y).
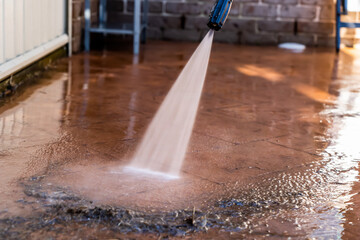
top-left (126, 30), bottom-right (214, 178)
top-left (122, 0), bottom-right (233, 179)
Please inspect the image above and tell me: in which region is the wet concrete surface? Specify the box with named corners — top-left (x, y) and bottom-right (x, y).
top-left (0, 42), bottom-right (360, 239)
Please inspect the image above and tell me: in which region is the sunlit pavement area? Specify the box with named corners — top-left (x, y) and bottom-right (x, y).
top-left (1, 42), bottom-right (360, 239)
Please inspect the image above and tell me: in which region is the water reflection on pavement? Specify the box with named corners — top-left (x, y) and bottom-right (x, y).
top-left (0, 43), bottom-right (359, 238)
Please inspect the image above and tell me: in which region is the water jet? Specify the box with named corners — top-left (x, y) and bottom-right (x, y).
top-left (125, 0), bottom-right (232, 178)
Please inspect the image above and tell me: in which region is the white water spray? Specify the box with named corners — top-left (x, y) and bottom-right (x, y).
top-left (128, 30), bottom-right (214, 178)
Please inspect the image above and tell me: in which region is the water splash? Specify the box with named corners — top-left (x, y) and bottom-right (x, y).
top-left (128, 30), bottom-right (214, 178)
top-left (122, 167), bottom-right (180, 180)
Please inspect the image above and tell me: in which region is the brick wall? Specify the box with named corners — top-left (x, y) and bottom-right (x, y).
top-left (71, 0), bottom-right (360, 52)
top-left (107, 0), bottom-right (338, 46)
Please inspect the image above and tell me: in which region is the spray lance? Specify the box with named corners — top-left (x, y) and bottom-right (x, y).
top-left (207, 0), bottom-right (233, 31)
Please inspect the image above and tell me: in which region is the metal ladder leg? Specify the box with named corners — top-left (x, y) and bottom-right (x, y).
top-left (99, 0), bottom-right (106, 29)
top-left (336, 19), bottom-right (340, 52)
top-left (336, 0), bottom-right (341, 52)
top-left (133, 0), bottom-right (141, 55)
top-left (142, 0), bottom-right (149, 44)
top-left (84, 0), bottom-right (91, 52)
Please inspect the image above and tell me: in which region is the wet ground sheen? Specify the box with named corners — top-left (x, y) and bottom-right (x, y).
top-left (0, 42), bottom-right (359, 239)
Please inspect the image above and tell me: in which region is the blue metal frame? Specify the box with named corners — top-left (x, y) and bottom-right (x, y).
top-left (336, 0), bottom-right (360, 52)
top-left (84, 0), bottom-right (148, 55)
top-left (99, 0), bottom-right (107, 29)
top-left (141, 0), bottom-right (149, 43)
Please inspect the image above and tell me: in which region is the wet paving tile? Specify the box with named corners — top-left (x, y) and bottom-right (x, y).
top-left (0, 42), bottom-right (360, 238)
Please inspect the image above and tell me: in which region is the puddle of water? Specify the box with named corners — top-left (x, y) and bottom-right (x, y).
top-left (0, 72), bottom-right (68, 218)
top-left (0, 43), bottom-right (359, 238)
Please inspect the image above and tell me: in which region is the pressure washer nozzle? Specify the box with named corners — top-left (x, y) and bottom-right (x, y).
top-left (207, 0), bottom-right (233, 31)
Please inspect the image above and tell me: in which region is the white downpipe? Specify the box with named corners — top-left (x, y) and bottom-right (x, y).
top-left (68, 0), bottom-right (72, 56)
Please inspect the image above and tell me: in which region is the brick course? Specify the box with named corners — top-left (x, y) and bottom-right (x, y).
top-left (320, 4), bottom-right (335, 20)
top-left (280, 6), bottom-right (317, 19)
top-left (258, 20), bottom-right (294, 33)
top-left (301, 0), bottom-right (330, 5)
top-left (127, 0), bottom-right (162, 13)
top-left (71, 0), bottom-right (360, 51)
top-left (298, 21), bottom-right (334, 35)
top-left (264, 0), bottom-right (297, 5)
top-left (166, 2), bottom-right (201, 15)
top-left (242, 4), bottom-right (278, 18)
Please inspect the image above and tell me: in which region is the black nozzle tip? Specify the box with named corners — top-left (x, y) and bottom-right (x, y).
top-left (207, 22), bottom-right (221, 31)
